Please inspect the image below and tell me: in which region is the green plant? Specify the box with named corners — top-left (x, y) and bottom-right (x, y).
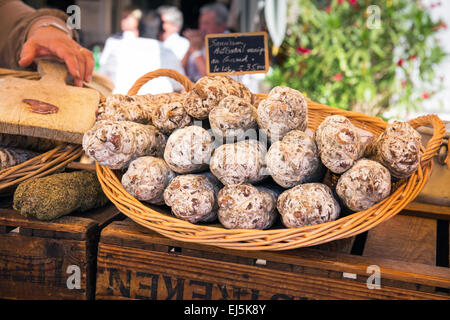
top-left (266, 0), bottom-right (447, 117)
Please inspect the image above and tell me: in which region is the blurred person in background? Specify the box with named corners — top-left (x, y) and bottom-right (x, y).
top-left (141, 10), bottom-right (163, 40)
top-left (182, 2), bottom-right (229, 82)
top-left (98, 6), bottom-right (185, 95)
top-left (0, 0), bottom-right (94, 87)
top-left (157, 5), bottom-right (189, 62)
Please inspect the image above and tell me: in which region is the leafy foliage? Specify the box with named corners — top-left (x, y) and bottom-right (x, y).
top-left (266, 0), bottom-right (447, 117)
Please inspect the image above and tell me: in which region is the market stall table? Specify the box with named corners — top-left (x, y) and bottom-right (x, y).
top-left (0, 200), bottom-right (121, 300)
top-left (95, 208), bottom-right (449, 300)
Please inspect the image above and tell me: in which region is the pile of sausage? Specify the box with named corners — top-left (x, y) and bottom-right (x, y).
top-left (83, 75), bottom-right (422, 230)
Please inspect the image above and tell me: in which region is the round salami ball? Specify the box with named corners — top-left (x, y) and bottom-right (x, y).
top-left (217, 184), bottom-right (278, 230)
top-left (277, 183), bottom-right (340, 228)
top-left (257, 86), bottom-right (308, 142)
top-left (210, 139), bottom-right (267, 186)
top-left (121, 156), bottom-right (175, 205)
top-left (163, 125), bottom-right (214, 173)
top-left (314, 115), bottom-right (363, 174)
top-left (183, 76), bottom-right (252, 120)
top-left (336, 159), bottom-right (391, 212)
top-left (151, 94), bottom-right (192, 134)
top-left (266, 130), bottom-right (322, 188)
top-left (82, 120), bottom-right (167, 170)
top-left (163, 174), bottom-right (220, 223)
top-left (209, 95), bottom-right (258, 141)
top-left (365, 121), bottom-right (422, 179)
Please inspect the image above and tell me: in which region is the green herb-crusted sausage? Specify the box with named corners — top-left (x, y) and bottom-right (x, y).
top-left (13, 170), bottom-right (109, 220)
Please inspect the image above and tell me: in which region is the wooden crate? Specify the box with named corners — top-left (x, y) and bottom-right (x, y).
top-left (0, 201), bottom-right (121, 300)
top-left (95, 211), bottom-right (449, 300)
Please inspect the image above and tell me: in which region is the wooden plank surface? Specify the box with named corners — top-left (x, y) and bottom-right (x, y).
top-left (0, 208), bottom-right (96, 239)
top-left (96, 241), bottom-right (447, 300)
top-left (0, 233), bottom-right (89, 299)
top-left (414, 163), bottom-right (450, 207)
top-left (0, 204), bottom-right (120, 239)
top-left (404, 124), bottom-right (450, 219)
top-left (363, 215), bottom-right (436, 266)
top-left (96, 219), bottom-right (450, 300)
top-left (0, 204), bottom-right (121, 300)
top-left (404, 201), bottom-right (450, 220)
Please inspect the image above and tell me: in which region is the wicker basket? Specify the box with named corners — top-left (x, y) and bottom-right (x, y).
top-left (0, 143), bottom-right (84, 193)
top-left (96, 69), bottom-right (446, 251)
top-left (0, 68), bottom-right (99, 193)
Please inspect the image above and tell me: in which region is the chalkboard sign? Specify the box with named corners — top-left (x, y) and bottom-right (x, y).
top-left (205, 32), bottom-right (269, 76)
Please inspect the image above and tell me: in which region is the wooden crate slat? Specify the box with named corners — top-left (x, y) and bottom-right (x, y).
top-left (0, 204), bottom-right (121, 300)
top-left (0, 233), bottom-right (89, 299)
top-left (404, 202), bottom-right (450, 220)
top-left (96, 242), bottom-right (447, 300)
top-left (96, 218), bottom-right (449, 300)
top-left (363, 215), bottom-right (436, 266)
top-left (0, 208), bottom-right (97, 239)
top-left (99, 219), bottom-right (450, 288)
top-left (0, 205), bottom-right (121, 237)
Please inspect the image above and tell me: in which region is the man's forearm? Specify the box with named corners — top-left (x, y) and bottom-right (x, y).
top-left (193, 55), bottom-right (207, 77)
top-left (0, 0), bottom-right (74, 69)
top-left (181, 50), bottom-right (189, 72)
top-left (27, 16), bottom-right (74, 40)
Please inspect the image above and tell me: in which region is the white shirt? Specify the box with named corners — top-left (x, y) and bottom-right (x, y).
top-left (99, 31), bottom-right (186, 95)
top-left (162, 33), bottom-right (190, 62)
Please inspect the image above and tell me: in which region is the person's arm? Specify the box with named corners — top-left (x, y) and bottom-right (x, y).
top-left (19, 16), bottom-right (94, 86)
top-left (190, 49), bottom-right (207, 77)
top-left (182, 29), bottom-right (207, 77)
top-left (180, 48), bottom-right (189, 72)
top-left (0, 0), bottom-right (93, 86)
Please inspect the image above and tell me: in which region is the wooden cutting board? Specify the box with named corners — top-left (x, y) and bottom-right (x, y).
top-left (0, 59), bottom-right (100, 144)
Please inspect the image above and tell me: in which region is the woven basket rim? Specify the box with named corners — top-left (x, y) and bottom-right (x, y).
top-left (95, 68), bottom-right (446, 251)
top-left (0, 143), bottom-right (84, 192)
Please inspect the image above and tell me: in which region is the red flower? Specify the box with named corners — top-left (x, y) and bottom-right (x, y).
top-left (332, 73), bottom-right (343, 81)
top-left (348, 0), bottom-right (357, 4)
top-left (410, 55), bottom-right (417, 60)
top-left (422, 92), bottom-right (430, 99)
top-left (297, 46), bottom-right (311, 54)
top-left (397, 59), bottom-right (404, 67)
top-left (338, 0), bottom-right (344, 4)
top-left (401, 80), bottom-right (407, 87)
top-left (325, 6), bottom-right (332, 13)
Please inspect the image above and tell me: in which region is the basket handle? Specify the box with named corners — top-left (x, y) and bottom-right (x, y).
top-left (127, 68), bottom-right (194, 95)
top-left (408, 114), bottom-right (446, 164)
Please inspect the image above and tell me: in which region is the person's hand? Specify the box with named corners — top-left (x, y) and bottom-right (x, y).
top-left (18, 21), bottom-right (94, 87)
top-left (183, 29), bottom-right (205, 52)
